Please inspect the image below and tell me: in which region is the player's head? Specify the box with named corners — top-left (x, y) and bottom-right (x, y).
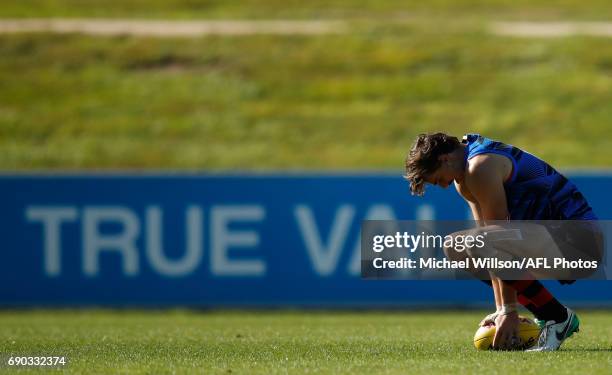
top-left (404, 132), bottom-right (464, 196)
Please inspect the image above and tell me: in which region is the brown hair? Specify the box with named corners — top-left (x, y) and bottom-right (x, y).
top-left (404, 133), bottom-right (461, 196)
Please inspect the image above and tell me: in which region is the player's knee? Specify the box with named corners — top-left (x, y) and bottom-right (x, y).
top-left (443, 231), bottom-right (470, 261)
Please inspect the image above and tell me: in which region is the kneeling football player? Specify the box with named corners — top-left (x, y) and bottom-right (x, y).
top-left (404, 133), bottom-right (603, 351)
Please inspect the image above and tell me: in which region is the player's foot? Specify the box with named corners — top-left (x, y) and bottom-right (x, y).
top-left (527, 308), bottom-right (580, 352)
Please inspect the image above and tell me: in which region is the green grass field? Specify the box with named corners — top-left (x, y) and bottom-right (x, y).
top-left (0, 310), bottom-right (611, 374)
top-left (2, 2), bottom-right (612, 169)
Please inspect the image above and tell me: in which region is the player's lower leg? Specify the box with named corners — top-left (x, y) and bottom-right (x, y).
top-left (505, 279), bottom-right (568, 324)
top-left (479, 278), bottom-right (566, 327)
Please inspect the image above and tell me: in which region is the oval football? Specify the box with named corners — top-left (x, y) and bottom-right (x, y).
top-left (473, 316), bottom-right (540, 350)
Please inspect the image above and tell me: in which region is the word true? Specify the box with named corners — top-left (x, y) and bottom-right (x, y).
top-left (372, 232), bottom-right (486, 253)
top-left (26, 203), bottom-right (403, 278)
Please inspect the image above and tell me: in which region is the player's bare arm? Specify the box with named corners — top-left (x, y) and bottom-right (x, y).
top-left (455, 179), bottom-right (509, 329)
top-left (457, 159), bottom-right (504, 328)
top-left (459, 193), bottom-right (507, 328)
top-left (463, 154), bottom-right (521, 350)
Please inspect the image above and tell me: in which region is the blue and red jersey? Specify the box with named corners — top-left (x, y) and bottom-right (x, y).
top-left (462, 134), bottom-right (597, 220)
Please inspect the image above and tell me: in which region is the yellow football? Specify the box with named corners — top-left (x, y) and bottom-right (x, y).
top-left (473, 315), bottom-right (541, 350)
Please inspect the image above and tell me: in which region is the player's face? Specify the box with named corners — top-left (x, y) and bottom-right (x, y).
top-left (424, 152), bottom-right (465, 189)
top-left (424, 165), bottom-right (455, 189)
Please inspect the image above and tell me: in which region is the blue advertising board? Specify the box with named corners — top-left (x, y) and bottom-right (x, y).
top-left (1, 173), bottom-right (611, 307)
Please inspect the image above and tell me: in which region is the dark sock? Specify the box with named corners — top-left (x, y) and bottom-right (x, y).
top-left (479, 279), bottom-right (568, 322)
top-left (505, 279), bottom-right (568, 323)
top-left (517, 295), bottom-right (540, 316)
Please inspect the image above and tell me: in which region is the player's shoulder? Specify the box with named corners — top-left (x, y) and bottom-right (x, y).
top-left (465, 154), bottom-right (503, 176)
top-left (464, 154), bottom-right (509, 187)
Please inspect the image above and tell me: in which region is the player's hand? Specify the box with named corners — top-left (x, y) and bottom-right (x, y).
top-left (479, 310), bottom-right (499, 327)
top-left (493, 311), bottom-right (520, 350)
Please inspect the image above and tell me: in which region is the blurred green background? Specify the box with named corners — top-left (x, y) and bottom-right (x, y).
top-left (1, 1), bottom-right (611, 169)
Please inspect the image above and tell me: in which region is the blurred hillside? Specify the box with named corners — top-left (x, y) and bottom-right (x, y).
top-left (1, 1), bottom-right (611, 169)
top-left (4, 1), bottom-right (612, 20)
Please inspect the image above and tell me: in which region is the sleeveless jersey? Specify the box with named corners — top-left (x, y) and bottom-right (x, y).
top-left (462, 134), bottom-right (597, 220)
